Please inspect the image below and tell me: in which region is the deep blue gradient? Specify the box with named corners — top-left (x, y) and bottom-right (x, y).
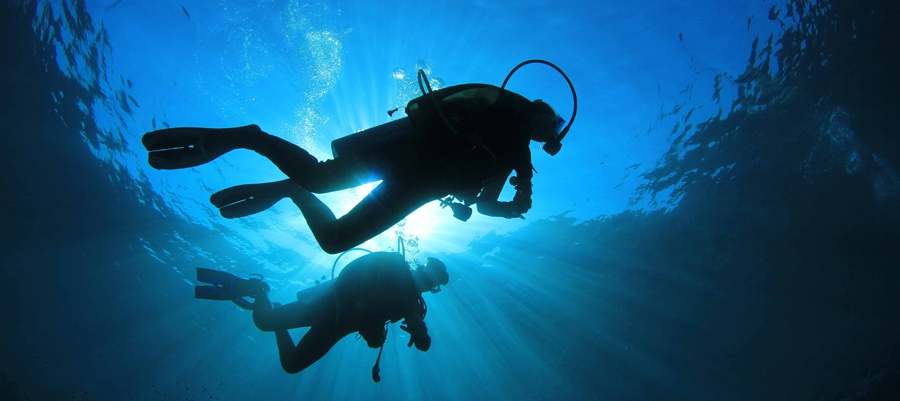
top-left (2, 0), bottom-right (900, 400)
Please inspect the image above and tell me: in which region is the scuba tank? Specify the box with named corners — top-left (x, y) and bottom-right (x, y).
top-left (330, 117), bottom-right (416, 158)
top-left (329, 70), bottom-right (473, 159)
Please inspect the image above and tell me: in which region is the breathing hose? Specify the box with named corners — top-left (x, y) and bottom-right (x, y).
top-left (417, 69), bottom-right (460, 138)
top-left (500, 59), bottom-right (578, 144)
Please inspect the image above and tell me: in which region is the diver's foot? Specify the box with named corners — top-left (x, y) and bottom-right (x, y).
top-left (210, 179), bottom-right (299, 219)
top-left (142, 124), bottom-right (263, 170)
top-left (233, 275), bottom-right (270, 298)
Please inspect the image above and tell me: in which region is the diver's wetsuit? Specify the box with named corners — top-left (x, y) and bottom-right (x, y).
top-left (250, 252), bottom-right (428, 374)
top-left (233, 84), bottom-right (537, 254)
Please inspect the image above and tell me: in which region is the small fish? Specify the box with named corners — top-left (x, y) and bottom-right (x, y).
top-left (162, 121), bottom-right (171, 128)
top-left (152, 116), bottom-right (157, 129)
top-left (181, 5), bottom-right (190, 19)
top-left (128, 94), bottom-right (140, 108)
top-left (127, 79), bottom-right (132, 88)
top-left (104, 0), bottom-right (122, 11)
top-left (747, 15), bottom-right (753, 30)
top-left (679, 33), bottom-right (683, 41)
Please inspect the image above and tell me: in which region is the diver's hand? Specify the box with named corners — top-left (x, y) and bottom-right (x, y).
top-left (413, 334), bottom-right (431, 351)
top-left (401, 318), bottom-right (430, 350)
top-left (508, 194), bottom-right (531, 219)
top-left (400, 318), bottom-right (424, 338)
top-left (508, 180), bottom-right (533, 218)
top-left (509, 200), bottom-right (531, 217)
top-left (399, 324), bottom-right (416, 347)
top-left (400, 329), bottom-right (431, 351)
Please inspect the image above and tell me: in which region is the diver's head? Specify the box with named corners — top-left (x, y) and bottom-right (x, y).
top-left (529, 99), bottom-right (565, 144)
top-left (414, 257), bottom-right (449, 294)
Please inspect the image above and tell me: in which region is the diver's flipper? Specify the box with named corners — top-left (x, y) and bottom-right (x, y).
top-left (195, 267), bottom-right (243, 300)
top-left (142, 125), bottom-right (260, 170)
top-left (210, 179), bottom-right (298, 219)
top-left (194, 267), bottom-right (270, 301)
top-left (195, 284), bottom-right (241, 301)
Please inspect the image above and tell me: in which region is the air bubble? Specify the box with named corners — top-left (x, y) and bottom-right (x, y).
top-left (414, 59), bottom-right (432, 74)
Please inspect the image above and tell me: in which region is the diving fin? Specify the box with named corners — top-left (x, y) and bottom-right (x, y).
top-left (210, 179), bottom-right (298, 219)
top-left (142, 125), bottom-right (261, 170)
top-left (195, 267), bottom-right (270, 303)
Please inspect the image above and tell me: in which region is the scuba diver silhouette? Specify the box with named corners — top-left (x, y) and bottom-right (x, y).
top-left (194, 252), bottom-right (449, 381)
top-left (143, 60), bottom-right (577, 254)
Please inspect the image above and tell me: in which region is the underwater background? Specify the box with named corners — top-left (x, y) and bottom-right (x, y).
top-left (2, 0), bottom-right (899, 400)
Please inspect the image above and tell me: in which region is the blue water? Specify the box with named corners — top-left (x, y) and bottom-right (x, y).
top-left (2, 0), bottom-right (899, 400)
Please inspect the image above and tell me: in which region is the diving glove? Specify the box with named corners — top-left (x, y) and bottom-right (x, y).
top-left (400, 318), bottom-right (431, 351)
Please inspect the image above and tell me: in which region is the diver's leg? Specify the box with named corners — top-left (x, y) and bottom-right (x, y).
top-left (241, 132), bottom-right (380, 193)
top-left (276, 323), bottom-right (352, 374)
top-left (209, 178), bottom-right (298, 219)
top-left (143, 126), bottom-right (255, 170)
top-left (252, 282), bottom-right (335, 331)
top-left (289, 180), bottom-right (437, 254)
top-left (252, 295), bottom-right (303, 332)
top-left (146, 124), bottom-right (381, 192)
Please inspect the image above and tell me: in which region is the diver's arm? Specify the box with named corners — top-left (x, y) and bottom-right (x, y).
top-left (476, 152), bottom-right (534, 219)
top-left (475, 172), bottom-right (515, 218)
top-left (508, 152), bottom-right (534, 217)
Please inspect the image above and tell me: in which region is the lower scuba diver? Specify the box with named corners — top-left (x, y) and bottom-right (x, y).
top-left (194, 252), bottom-right (449, 380)
top-left (142, 61), bottom-right (577, 254)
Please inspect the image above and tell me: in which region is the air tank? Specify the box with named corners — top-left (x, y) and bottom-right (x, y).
top-left (330, 117), bottom-right (415, 158)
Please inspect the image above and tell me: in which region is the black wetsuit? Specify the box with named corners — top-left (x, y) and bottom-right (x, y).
top-left (236, 84), bottom-right (537, 253)
top-left (405, 84), bottom-right (535, 217)
top-left (250, 252), bottom-right (428, 374)
top-left (334, 252), bottom-right (426, 348)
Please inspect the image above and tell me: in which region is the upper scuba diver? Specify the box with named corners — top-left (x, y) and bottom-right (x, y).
top-left (193, 252), bottom-right (449, 380)
top-left (143, 61), bottom-right (577, 254)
